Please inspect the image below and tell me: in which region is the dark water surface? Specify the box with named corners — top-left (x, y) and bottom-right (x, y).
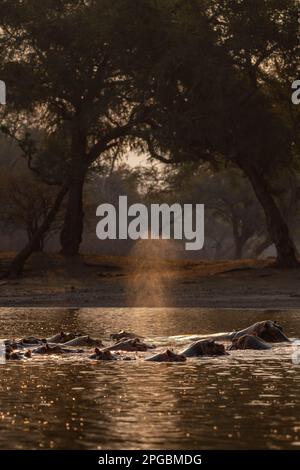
top-left (0, 308), bottom-right (299, 450)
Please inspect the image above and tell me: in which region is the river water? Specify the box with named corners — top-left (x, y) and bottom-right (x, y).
top-left (0, 307), bottom-right (299, 450)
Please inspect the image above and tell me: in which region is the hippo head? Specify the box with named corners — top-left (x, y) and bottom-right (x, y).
top-left (202, 340), bottom-right (227, 356)
top-left (111, 330), bottom-right (137, 341)
top-left (129, 338), bottom-right (149, 351)
top-left (40, 343), bottom-right (51, 353)
top-left (7, 339), bottom-right (18, 349)
top-left (56, 331), bottom-right (81, 343)
top-left (228, 336), bottom-right (246, 350)
top-left (9, 352), bottom-right (21, 360)
top-left (59, 331), bottom-right (66, 341)
top-left (110, 330), bottom-right (126, 341)
top-left (165, 349), bottom-right (186, 362)
top-left (62, 332), bottom-right (76, 342)
top-left (255, 320), bottom-right (289, 342)
top-left (94, 348), bottom-right (115, 360)
top-left (86, 336), bottom-right (102, 346)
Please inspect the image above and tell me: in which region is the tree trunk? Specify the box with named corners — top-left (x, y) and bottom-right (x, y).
top-left (60, 125), bottom-right (87, 256)
top-left (231, 215), bottom-right (243, 259)
top-left (214, 240), bottom-right (223, 260)
top-left (33, 239), bottom-right (44, 252)
top-left (234, 238), bottom-right (243, 259)
top-left (238, 160), bottom-right (299, 268)
top-left (28, 230), bottom-right (44, 252)
top-left (60, 167), bottom-right (86, 255)
top-left (8, 185), bottom-right (69, 278)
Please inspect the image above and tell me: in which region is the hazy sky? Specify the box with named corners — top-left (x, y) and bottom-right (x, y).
top-left (126, 150), bottom-right (149, 168)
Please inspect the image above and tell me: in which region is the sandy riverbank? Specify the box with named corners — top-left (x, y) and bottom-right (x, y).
top-left (1, 252), bottom-right (300, 308)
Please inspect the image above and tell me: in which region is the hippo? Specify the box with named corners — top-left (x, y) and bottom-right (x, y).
top-left (46, 331), bottom-right (83, 344)
top-left (20, 336), bottom-right (44, 345)
top-left (32, 344), bottom-right (63, 355)
top-left (4, 338), bottom-right (41, 350)
top-left (145, 349), bottom-right (186, 362)
top-left (89, 348), bottom-right (118, 360)
top-left (5, 344), bottom-right (14, 355)
top-left (231, 320), bottom-right (290, 343)
top-left (192, 320), bottom-right (290, 344)
top-left (32, 343), bottom-right (83, 355)
top-left (228, 334), bottom-right (271, 350)
top-left (105, 337), bottom-right (155, 352)
top-left (62, 336), bottom-right (103, 347)
top-left (110, 330), bottom-right (142, 341)
top-left (4, 339), bottom-right (19, 350)
top-left (180, 339), bottom-right (227, 357)
top-left (6, 350), bottom-right (31, 360)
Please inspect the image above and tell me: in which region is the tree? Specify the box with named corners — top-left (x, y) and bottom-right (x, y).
top-left (173, 168), bottom-right (268, 259)
top-left (0, 0), bottom-right (165, 263)
top-left (214, 0), bottom-right (300, 267)
top-left (135, 0), bottom-right (299, 267)
top-left (0, 124), bottom-right (72, 276)
top-left (0, 173), bottom-right (63, 251)
top-left (154, 163), bottom-right (269, 259)
top-left (1, 0), bottom-right (299, 272)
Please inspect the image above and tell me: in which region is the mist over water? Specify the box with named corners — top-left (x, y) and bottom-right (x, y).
top-left (126, 238), bottom-right (182, 307)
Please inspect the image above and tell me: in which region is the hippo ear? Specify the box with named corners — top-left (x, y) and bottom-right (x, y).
top-left (166, 349), bottom-right (172, 356)
top-left (95, 347), bottom-right (100, 354)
